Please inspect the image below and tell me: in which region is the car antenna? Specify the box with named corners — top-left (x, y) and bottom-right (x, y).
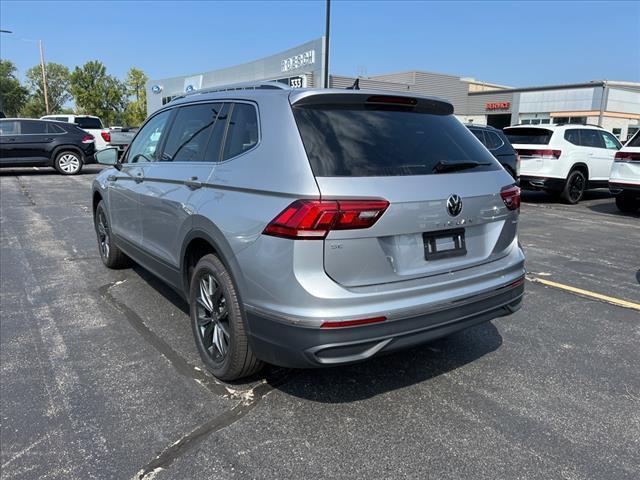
top-left (346, 78), bottom-right (360, 90)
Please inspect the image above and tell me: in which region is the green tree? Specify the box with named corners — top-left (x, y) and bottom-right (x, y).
top-left (69, 60), bottom-right (126, 126)
top-left (0, 60), bottom-right (29, 117)
top-left (24, 62), bottom-right (71, 116)
top-left (122, 67), bottom-right (148, 126)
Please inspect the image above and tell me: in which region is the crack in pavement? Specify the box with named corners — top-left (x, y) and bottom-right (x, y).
top-left (134, 374), bottom-right (293, 480)
top-left (14, 176), bottom-right (36, 206)
top-left (98, 280), bottom-right (297, 479)
top-left (98, 281), bottom-right (229, 397)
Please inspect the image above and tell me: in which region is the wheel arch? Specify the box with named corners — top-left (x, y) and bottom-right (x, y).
top-left (569, 162), bottom-right (589, 180)
top-left (51, 144), bottom-right (85, 162)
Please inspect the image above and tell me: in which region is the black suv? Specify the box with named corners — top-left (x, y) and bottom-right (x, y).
top-left (466, 124), bottom-right (519, 180)
top-left (0, 118), bottom-right (96, 175)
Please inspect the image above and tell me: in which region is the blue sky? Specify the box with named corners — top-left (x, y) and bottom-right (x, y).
top-left (1, 0), bottom-right (639, 87)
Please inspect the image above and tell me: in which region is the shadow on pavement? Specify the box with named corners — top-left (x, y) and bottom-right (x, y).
top-left (521, 188), bottom-right (612, 205)
top-left (0, 166), bottom-right (105, 176)
top-left (131, 262), bottom-right (504, 397)
top-left (586, 201), bottom-right (640, 218)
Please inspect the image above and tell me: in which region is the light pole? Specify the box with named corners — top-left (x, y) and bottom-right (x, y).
top-left (39, 40), bottom-right (50, 114)
top-left (324, 0), bottom-right (330, 88)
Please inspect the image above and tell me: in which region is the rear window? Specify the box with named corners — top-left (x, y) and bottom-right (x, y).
top-left (504, 127), bottom-right (553, 145)
top-left (74, 117), bottom-right (103, 129)
top-left (628, 132), bottom-right (640, 147)
top-left (293, 105), bottom-right (498, 177)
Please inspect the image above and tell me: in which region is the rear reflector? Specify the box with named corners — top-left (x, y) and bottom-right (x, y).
top-left (517, 149), bottom-right (561, 159)
top-left (500, 185), bottom-right (521, 210)
top-left (321, 316), bottom-right (387, 328)
top-left (615, 151), bottom-right (640, 162)
top-left (101, 130), bottom-right (111, 143)
top-left (81, 134), bottom-right (94, 144)
top-left (263, 199), bottom-right (389, 240)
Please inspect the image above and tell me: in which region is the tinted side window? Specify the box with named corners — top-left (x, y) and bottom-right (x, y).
top-left (46, 123), bottom-right (66, 134)
top-left (601, 131), bottom-right (621, 150)
top-left (20, 121), bottom-right (47, 134)
top-left (163, 103), bottom-right (221, 162)
top-left (222, 103), bottom-right (259, 161)
top-left (564, 129), bottom-right (580, 145)
top-left (485, 131), bottom-right (503, 150)
top-left (126, 110), bottom-right (171, 163)
top-left (74, 117), bottom-right (103, 129)
top-left (580, 130), bottom-right (605, 148)
top-left (0, 121), bottom-right (19, 135)
top-left (470, 129), bottom-right (486, 146)
top-left (628, 132), bottom-right (640, 147)
top-left (49, 116), bottom-right (69, 122)
top-left (204, 103), bottom-right (230, 161)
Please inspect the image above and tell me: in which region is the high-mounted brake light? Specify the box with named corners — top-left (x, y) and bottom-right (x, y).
top-left (615, 151), bottom-right (640, 162)
top-left (321, 316), bottom-right (387, 328)
top-left (101, 130), bottom-right (111, 143)
top-left (263, 199), bottom-right (389, 240)
top-left (81, 134), bottom-right (94, 144)
top-left (500, 185), bottom-right (521, 211)
top-left (366, 95), bottom-right (417, 106)
top-left (516, 149), bottom-right (561, 159)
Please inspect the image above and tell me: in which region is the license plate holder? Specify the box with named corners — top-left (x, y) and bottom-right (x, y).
top-left (423, 228), bottom-right (467, 260)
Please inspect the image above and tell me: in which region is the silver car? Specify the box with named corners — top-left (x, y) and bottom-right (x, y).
top-left (93, 84), bottom-right (525, 381)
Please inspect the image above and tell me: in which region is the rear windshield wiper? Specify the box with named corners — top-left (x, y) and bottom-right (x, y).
top-left (432, 160), bottom-right (492, 173)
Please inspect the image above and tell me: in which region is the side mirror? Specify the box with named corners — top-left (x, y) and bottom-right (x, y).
top-left (95, 147), bottom-right (119, 166)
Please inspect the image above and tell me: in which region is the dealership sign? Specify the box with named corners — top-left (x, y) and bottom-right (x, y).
top-left (486, 102), bottom-right (510, 110)
top-left (281, 50), bottom-right (315, 73)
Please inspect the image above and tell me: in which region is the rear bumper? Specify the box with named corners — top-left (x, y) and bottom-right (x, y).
top-left (520, 175), bottom-right (565, 191)
top-left (246, 279), bottom-right (524, 368)
top-left (609, 181), bottom-right (640, 194)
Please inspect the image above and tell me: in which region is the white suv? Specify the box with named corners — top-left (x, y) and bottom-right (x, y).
top-left (40, 114), bottom-right (110, 150)
top-left (609, 130), bottom-right (640, 212)
top-left (504, 124), bottom-right (622, 204)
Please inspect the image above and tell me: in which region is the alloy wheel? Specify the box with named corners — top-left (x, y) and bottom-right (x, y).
top-left (97, 210), bottom-right (110, 259)
top-left (58, 153), bottom-right (80, 173)
top-left (569, 174), bottom-right (585, 202)
top-left (196, 273), bottom-right (230, 361)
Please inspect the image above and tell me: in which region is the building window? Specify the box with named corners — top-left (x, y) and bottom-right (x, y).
top-left (162, 95), bottom-right (178, 105)
top-left (612, 128), bottom-right (622, 140)
top-left (554, 116), bottom-right (587, 125)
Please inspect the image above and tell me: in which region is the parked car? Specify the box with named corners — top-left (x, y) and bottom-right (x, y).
top-left (92, 86), bottom-right (525, 381)
top-left (108, 126), bottom-right (139, 156)
top-left (466, 123), bottom-right (519, 180)
top-left (0, 118), bottom-right (96, 174)
top-left (40, 114), bottom-right (110, 151)
top-left (505, 124), bottom-right (622, 204)
top-left (609, 130), bottom-right (640, 212)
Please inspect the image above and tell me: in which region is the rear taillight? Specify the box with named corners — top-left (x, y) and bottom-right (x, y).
top-left (500, 185), bottom-right (521, 211)
top-left (101, 130), bottom-right (111, 143)
top-left (263, 199), bottom-right (389, 240)
top-left (615, 151), bottom-right (640, 162)
top-left (517, 149), bottom-right (561, 159)
top-left (81, 134), bottom-right (94, 144)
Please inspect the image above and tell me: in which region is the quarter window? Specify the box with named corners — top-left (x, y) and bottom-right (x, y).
top-left (222, 103), bottom-right (259, 161)
top-left (126, 110), bottom-right (171, 163)
top-left (600, 131), bottom-right (621, 150)
top-left (46, 122), bottom-right (66, 134)
top-left (485, 131), bottom-right (503, 149)
top-left (163, 103), bottom-right (222, 162)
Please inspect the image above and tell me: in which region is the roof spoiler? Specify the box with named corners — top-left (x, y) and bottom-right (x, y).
top-left (290, 91), bottom-right (453, 115)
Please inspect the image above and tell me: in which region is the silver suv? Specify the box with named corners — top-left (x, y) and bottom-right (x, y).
top-left (93, 84), bottom-right (525, 380)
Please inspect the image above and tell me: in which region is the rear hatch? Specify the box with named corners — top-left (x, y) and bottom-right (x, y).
top-left (504, 126), bottom-right (559, 174)
top-left (291, 92), bottom-right (519, 287)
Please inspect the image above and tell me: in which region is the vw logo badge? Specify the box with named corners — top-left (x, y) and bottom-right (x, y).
top-left (446, 194), bottom-right (463, 217)
top-left (151, 84), bottom-right (162, 94)
top-left (185, 84), bottom-right (194, 93)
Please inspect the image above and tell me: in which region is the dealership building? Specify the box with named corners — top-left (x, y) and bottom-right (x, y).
top-left (147, 38), bottom-right (640, 140)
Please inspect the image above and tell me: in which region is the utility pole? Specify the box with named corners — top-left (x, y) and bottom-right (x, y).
top-left (39, 40), bottom-right (50, 114)
top-left (324, 0), bottom-right (331, 88)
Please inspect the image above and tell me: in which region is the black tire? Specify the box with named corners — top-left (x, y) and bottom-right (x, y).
top-left (615, 192), bottom-right (640, 213)
top-left (54, 150), bottom-right (83, 175)
top-left (94, 201), bottom-right (131, 269)
top-left (560, 169), bottom-right (587, 204)
top-left (189, 254), bottom-right (263, 381)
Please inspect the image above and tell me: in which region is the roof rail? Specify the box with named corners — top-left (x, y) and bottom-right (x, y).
top-left (171, 80), bottom-right (290, 102)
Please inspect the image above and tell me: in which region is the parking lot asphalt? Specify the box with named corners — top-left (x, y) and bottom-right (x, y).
top-left (1, 166), bottom-right (638, 480)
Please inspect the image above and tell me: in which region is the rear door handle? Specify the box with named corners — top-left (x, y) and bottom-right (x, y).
top-left (185, 176), bottom-right (202, 190)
